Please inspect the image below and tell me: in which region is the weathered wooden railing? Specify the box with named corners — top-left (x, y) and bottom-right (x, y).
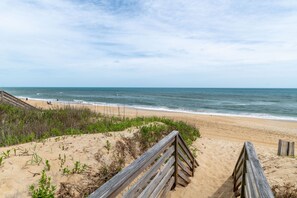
top-left (233, 142), bottom-right (274, 198)
top-left (89, 131), bottom-right (198, 198)
top-left (0, 90), bottom-right (36, 110)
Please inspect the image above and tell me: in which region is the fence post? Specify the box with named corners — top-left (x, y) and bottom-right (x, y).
top-left (173, 135), bottom-right (179, 189)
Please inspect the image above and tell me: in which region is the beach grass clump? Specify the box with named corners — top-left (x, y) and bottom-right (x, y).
top-left (0, 103), bottom-right (199, 147)
top-left (29, 170), bottom-right (56, 198)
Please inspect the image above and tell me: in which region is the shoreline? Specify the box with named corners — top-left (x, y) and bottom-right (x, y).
top-left (19, 97), bottom-right (297, 122)
top-left (22, 98), bottom-right (297, 147)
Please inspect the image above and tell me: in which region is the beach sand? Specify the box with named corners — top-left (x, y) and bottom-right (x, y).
top-left (0, 99), bottom-right (296, 197)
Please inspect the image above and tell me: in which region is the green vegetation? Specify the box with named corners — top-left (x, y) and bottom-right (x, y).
top-left (0, 103), bottom-right (199, 147)
top-left (0, 156), bottom-right (4, 167)
top-left (45, 160), bottom-right (51, 171)
top-left (29, 170), bottom-right (56, 198)
top-left (61, 161), bottom-right (87, 175)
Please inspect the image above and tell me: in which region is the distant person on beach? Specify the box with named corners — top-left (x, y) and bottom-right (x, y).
top-left (47, 101), bottom-right (52, 105)
top-left (26, 98), bottom-right (28, 101)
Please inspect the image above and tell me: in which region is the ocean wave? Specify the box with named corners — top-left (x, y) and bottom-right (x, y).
top-left (17, 96), bottom-right (297, 122)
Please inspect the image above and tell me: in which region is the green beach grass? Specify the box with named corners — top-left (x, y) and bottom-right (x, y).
top-left (0, 103), bottom-right (199, 147)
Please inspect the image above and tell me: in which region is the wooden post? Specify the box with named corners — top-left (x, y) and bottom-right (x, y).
top-left (288, 142), bottom-right (295, 157)
top-left (278, 139), bottom-right (289, 156)
top-left (278, 140), bottom-right (295, 156)
top-left (173, 135), bottom-right (179, 189)
top-left (0, 91), bottom-right (3, 102)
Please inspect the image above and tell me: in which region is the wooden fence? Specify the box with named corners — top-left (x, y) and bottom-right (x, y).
top-left (0, 91), bottom-right (36, 110)
top-left (233, 142), bottom-right (274, 198)
top-left (89, 130), bottom-right (198, 198)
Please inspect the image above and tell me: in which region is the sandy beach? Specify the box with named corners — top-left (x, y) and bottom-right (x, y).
top-left (1, 99), bottom-right (296, 197)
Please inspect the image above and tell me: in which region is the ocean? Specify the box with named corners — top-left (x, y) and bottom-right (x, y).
top-left (1, 87), bottom-right (297, 121)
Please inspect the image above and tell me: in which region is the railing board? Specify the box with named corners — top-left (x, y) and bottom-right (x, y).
top-left (178, 134), bottom-right (199, 166)
top-left (89, 131), bottom-right (178, 198)
top-left (160, 176), bottom-right (175, 198)
top-left (246, 160), bottom-right (258, 198)
top-left (139, 157), bottom-right (175, 198)
top-left (178, 159), bottom-right (192, 177)
top-left (177, 177), bottom-right (188, 187)
top-left (178, 149), bottom-right (193, 169)
top-left (123, 146), bottom-right (174, 197)
top-left (244, 142), bottom-right (274, 198)
top-left (150, 167), bottom-right (175, 198)
top-left (178, 169), bottom-right (190, 184)
top-left (233, 147), bottom-right (244, 176)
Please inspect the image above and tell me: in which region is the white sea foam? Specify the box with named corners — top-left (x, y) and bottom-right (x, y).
top-left (17, 96), bottom-right (297, 122)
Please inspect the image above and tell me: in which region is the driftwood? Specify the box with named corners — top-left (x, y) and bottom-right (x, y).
top-left (89, 131), bottom-right (197, 198)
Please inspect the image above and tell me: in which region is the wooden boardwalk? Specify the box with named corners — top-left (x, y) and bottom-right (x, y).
top-left (0, 90), bottom-right (36, 110)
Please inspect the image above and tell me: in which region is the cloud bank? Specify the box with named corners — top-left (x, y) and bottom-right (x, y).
top-left (0, 0), bottom-right (297, 87)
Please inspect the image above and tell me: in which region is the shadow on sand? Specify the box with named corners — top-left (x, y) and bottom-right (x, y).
top-left (210, 176), bottom-right (235, 198)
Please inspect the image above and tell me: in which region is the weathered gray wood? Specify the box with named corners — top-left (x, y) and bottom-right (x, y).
top-left (178, 134), bottom-right (199, 166)
top-left (278, 139), bottom-right (289, 156)
top-left (160, 176), bottom-right (175, 198)
top-left (245, 142), bottom-right (274, 198)
top-left (150, 167), bottom-right (175, 198)
top-left (178, 159), bottom-right (192, 177)
top-left (234, 175), bottom-right (242, 192)
top-left (173, 135), bottom-right (178, 189)
top-left (288, 142), bottom-right (295, 156)
top-left (0, 91), bottom-right (36, 110)
top-left (139, 157), bottom-right (175, 198)
top-left (123, 146), bottom-right (174, 197)
top-left (177, 177), bottom-right (188, 187)
top-left (233, 147), bottom-right (244, 176)
top-left (178, 168), bottom-right (191, 184)
top-left (245, 160), bottom-right (258, 198)
top-left (178, 149), bottom-right (193, 169)
top-left (89, 131), bottom-right (178, 198)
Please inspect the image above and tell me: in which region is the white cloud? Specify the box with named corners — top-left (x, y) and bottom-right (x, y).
top-left (0, 0), bottom-right (297, 87)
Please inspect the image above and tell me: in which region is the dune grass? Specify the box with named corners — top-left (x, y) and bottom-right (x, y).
top-left (0, 103), bottom-right (199, 147)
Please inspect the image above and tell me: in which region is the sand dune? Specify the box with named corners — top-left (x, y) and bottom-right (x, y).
top-left (1, 99), bottom-right (296, 197)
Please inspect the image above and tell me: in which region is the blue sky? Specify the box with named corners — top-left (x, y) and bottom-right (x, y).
top-left (0, 0), bottom-right (297, 87)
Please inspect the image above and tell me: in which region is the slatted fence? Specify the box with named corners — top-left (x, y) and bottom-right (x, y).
top-left (233, 142), bottom-right (274, 198)
top-left (0, 90), bottom-right (36, 110)
top-left (89, 130), bottom-right (198, 198)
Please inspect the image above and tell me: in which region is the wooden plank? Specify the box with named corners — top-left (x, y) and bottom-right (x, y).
top-left (178, 159), bottom-right (192, 177)
top-left (159, 176), bottom-right (175, 198)
top-left (174, 135), bottom-right (178, 189)
top-left (235, 163), bottom-right (243, 182)
top-left (278, 139), bottom-right (289, 156)
top-left (177, 177), bottom-right (188, 187)
top-left (234, 175), bottom-right (242, 191)
top-left (150, 167), bottom-right (175, 198)
top-left (123, 146), bottom-right (174, 197)
top-left (139, 157), bottom-right (175, 198)
top-left (178, 137), bottom-right (194, 162)
top-left (234, 150), bottom-right (245, 176)
top-left (233, 146), bottom-right (244, 176)
top-left (178, 169), bottom-right (191, 184)
top-left (178, 149), bottom-right (193, 169)
top-left (178, 134), bottom-right (199, 166)
top-left (288, 142), bottom-right (295, 156)
top-left (245, 142), bottom-right (274, 198)
top-left (89, 131), bottom-right (178, 198)
top-left (245, 160), bottom-right (258, 198)
top-left (244, 186), bottom-right (248, 198)
top-left (2, 91), bottom-right (36, 109)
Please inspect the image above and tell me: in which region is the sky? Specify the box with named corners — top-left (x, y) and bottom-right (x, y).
top-left (0, 0), bottom-right (297, 88)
